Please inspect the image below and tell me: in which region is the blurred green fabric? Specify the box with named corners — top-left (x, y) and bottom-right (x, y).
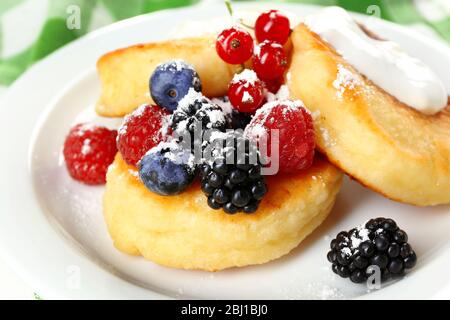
top-left (0, 0), bottom-right (449, 86)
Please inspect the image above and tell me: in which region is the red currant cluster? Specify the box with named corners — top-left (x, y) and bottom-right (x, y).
top-left (216, 10), bottom-right (291, 113)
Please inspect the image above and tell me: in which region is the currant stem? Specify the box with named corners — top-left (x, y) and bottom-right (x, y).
top-left (225, 0), bottom-right (233, 17)
top-left (237, 18), bottom-right (255, 31)
top-left (237, 64), bottom-right (245, 73)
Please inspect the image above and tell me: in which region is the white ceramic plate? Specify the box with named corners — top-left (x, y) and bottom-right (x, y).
top-left (0, 2), bottom-right (449, 300)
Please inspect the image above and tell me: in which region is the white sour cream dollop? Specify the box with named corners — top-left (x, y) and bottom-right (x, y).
top-left (304, 6), bottom-right (447, 115)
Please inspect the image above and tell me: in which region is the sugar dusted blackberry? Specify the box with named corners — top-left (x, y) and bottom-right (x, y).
top-left (171, 88), bottom-right (226, 146)
top-left (327, 218), bottom-right (417, 284)
top-left (200, 132), bottom-right (267, 214)
top-left (211, 96), bottom-right (252, 130)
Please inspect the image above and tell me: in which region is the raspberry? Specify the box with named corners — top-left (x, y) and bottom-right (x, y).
top-left (245, 101), bottom-right (315, 173)
top-left (117, 104), bottom-right (171, 166)
top-left (63, 123), bottom-right (118, 185)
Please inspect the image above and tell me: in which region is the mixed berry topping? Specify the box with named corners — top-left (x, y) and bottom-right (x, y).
top-left (150, 60), bottom-right (202, 112)
top-left (64, 6), bottom-right (314, 216)
top-left (245, 101), bottom-right (315, 173)
top-left (200, 132), bottom-right (267, 214)
top-left (216, 27), bottom-right (254, 65)
top-left (252, 41), bottom-right (288, 81)
top-left (255, 10), bottom-right (291, 45)
top-left (171, 88), bottom-right (227, 146)
top-left (228, 69), bottom-right (265, 113)
top-left (139, 141), bottom-right (196, 196)
top-left (63, 124), bottom-right (117, 185)
top-left (117, 104), bottom-right (171, 166)
top-left (212, 96), bottom-right (252, 130)
top-left (328, 218), bottom-right (417, 283)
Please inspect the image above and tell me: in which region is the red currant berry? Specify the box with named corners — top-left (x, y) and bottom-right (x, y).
top-left (228, 69), bottom-right (265, 113)
top-left (252, 41), bottom-right (288, 81)
top-left (255, 10), bottom-right (291, 45)
top-left (263, 77), bottom-right (284, 94)
top-left (245, 101), bottom-right (315, 173)
top-left (216, 27), bottom-right (254, 64)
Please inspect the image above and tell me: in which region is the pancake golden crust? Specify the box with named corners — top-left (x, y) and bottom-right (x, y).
top-left (103, 154), bottom-right (343, 271)
top-left (96, 37), bottom-right (243, 117)
top-left (288, 24), bottom-right (450, 206)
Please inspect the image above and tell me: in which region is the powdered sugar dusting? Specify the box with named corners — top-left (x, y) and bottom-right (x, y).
top-left (351, 225), bottom-right (370, 249)
top-left (211, 97), bottom-right (233, 115)
top-left (245, 99), bottom-right (306, 140)
top-left (158, 59), bottom-right (195, 72)
top-left (207, 109), bottom-right (226, 127)
top-left (242, 91), bottom-right (254, 103)
top-left (81, 139), bottom-right (92, 155)
top-left (177, 88), bottom-right (205, 111)
top-left (319, 126), bottom-right (336, 148)
top-left (337, 225), bottom-right (371, 257)
top-left (175, 88), bottom-right (226, 132)
top-left (158, 114), bottom-right (172, 138)
top-left (145, 141), bottom-right (196, 173)
top-left (231, 69), bottom-right (258, 85)
top-left (333, 64), bottom-right (361, 99)
top-left (265, 85), bottom-right (290, 102)
top-left (117, 103), bottom-right (148, 138)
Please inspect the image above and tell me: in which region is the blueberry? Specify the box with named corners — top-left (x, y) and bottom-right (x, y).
top-left (150, 60), bottom-right (202, 112)
top-left (138, 142), bottom-right (196, 196)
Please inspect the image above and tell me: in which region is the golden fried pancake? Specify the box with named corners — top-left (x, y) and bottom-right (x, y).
top-left (288, 24), bottom-right (450, 206)
top-left (104, 154), bottom-right (342, 271)
top-left (96, 37), bottom-right (242, 117)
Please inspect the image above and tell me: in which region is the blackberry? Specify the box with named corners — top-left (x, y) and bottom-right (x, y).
top-left (226, 110), bottom-right (252, 130)
top-left (200, 132), bottom-right (267, 214)
top-left (327, 218), bottom-right (417, 284)
top-left (212, 96), bottom-right (252, 130)
top-left (171, 89), bottom-right (226, 149)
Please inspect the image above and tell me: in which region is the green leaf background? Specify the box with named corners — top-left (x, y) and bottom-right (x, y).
top-left (0, 0), bottom-right (448, 86)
